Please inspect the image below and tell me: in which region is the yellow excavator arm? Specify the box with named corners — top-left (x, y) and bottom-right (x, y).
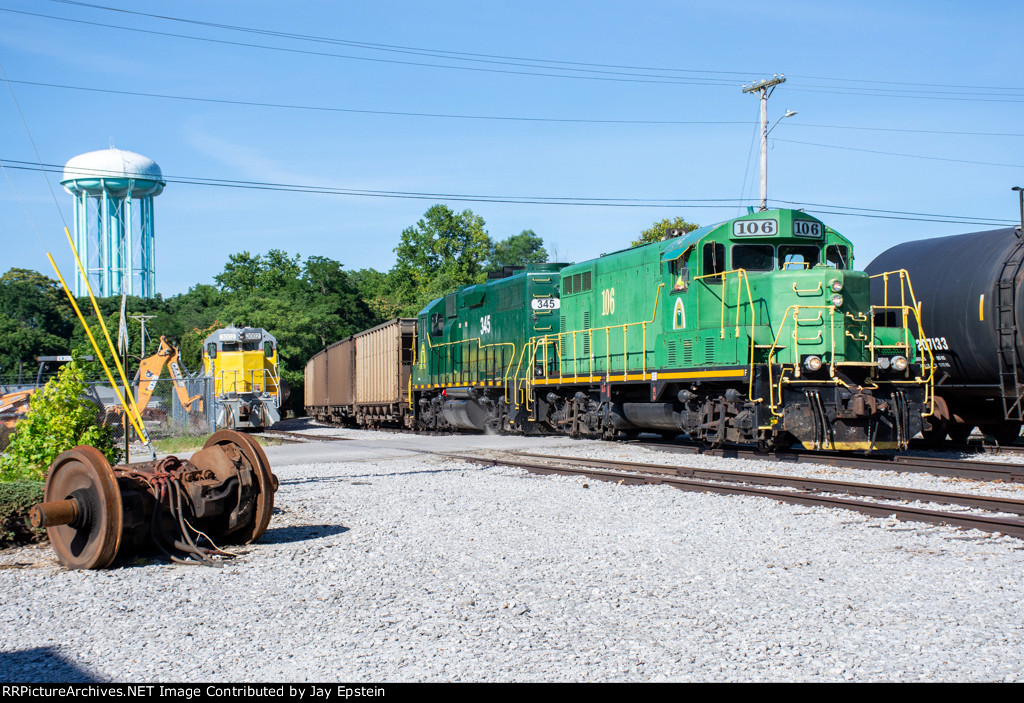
top-left (136, 336), bottom-right (203, 413)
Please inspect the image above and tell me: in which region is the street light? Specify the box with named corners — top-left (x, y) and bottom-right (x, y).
top-left (768, 110), bottom-right (798, 136)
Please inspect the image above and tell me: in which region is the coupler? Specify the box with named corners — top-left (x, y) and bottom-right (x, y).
top-left (29, 430), bottom-right (278, 569)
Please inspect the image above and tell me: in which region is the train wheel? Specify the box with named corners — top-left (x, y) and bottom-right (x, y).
top-left (203, 430), bottom-right (276, 544)
top-left (946, 424), bottom-right (973, 444)
top-left (981, 423), bottom-right (1022, 446)
top-left (35, 447), bottom-right (123, 570)
top-left (918, 418), bottom-right (948, 447)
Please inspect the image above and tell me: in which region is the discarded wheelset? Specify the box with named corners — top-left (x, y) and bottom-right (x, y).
top-left (29, 430), bottom-right (278, 569)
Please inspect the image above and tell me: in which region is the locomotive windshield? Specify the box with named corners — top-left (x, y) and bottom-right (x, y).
top-left (779, 245), bottom-right (820, 269)
top-left (825, 244), bottom-right (850, 269)
top-left (218, 340), bottom-right (261, 352)
top-left (732, 244), bottom-right (774, 271)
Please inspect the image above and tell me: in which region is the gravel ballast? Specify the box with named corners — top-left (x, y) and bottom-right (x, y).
top-left (1, 429), bottom-right (1022, 682)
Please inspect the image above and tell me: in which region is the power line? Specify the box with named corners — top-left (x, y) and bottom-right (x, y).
top-left (791, 122), bottom-right (1024, 138)
top-left (11, 77), bottom-right (1024, 139)
top-left (4, 78), bottom-right (748, 126)
top-left (787, 86), bottom-right (1024, 104)
top-left (47, 1), bottom-right (1024, 97)
top-left (1, 157), bottom-right (1012, 226)
top-left (774, 137), bottom-right (1024, 169)
top-left (0, 64), bottom-right (68, 232)
top-left (0, 8), bottom-right (737, 87)
top-left (11, 4), bottom-right (1024, 103)
top-left (45, 0), bottom-right (758, 80)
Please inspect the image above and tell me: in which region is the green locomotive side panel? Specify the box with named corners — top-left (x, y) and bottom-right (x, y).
top-left (413, 264), bottom-right (569, 389)
top-left (545, 209), bottom-right (919, 382)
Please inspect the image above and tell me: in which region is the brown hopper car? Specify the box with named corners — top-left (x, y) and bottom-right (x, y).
top-left (304, 318), bottom-right (416, 428)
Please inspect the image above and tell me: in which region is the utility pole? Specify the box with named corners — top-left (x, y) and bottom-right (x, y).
top-left (129, 313), bottom-right (156, 358)
top-left (1013, 186), bottom-right (1023, 238)
top-left (743, 75), bottom-right (787, 211)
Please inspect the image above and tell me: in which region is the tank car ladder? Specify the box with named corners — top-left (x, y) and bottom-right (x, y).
top-left (995, 239), bottom-right (1024, 421)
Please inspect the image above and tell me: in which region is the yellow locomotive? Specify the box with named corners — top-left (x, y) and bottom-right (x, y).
top-left (203, 325), bottom-right (285, 429)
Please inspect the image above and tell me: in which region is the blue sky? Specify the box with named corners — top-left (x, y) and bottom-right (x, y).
top-left (1, 0), bottom-right (1022, 295)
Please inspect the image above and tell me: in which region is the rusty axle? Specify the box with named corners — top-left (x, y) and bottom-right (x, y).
top-left (28, 498), bottom-right (80, 529)
top-left (31, 430), bottom-right (277, 570)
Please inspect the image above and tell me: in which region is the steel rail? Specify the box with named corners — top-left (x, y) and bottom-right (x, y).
top-left (630, 440), bottom-right (1024, 482)
top-left (515, 452), bottom-right (1024, 515)
top-left (451, 453), bottom-right (1024, 539)
top-left (260, 430), bottom-right (352, 443)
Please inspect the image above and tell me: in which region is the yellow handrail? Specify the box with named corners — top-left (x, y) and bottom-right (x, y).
top-left (421, 329), bottom-right (517, 390)
top-left (528, 283), bottom-right (666, 384)
top-left (869, 268), bottom-right (936, 416)
top-left (763, 269), bottom-right (936, 418)
top-left (692, 269), bottom-right (759, 398)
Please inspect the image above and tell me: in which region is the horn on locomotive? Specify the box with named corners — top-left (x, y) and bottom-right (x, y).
top-left (28, 429), bottom-right (278, 570)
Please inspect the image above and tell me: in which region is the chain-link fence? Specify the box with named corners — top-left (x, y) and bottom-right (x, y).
top-left (1, 376), bottom-right (215, 452)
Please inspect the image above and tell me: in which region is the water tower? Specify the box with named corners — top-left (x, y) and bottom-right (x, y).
top-left (61, 148), bottom-right (165, 298)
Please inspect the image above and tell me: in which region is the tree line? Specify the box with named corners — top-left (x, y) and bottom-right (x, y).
top-left (0, 204), bottom-right (696, 413)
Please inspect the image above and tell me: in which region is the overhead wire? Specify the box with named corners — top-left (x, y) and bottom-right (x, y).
top-left (3, 78), bottom-right (748, 126)
top-left (0, 7), bottom-right (738, 87)
top-left (0, 63), bottom-right (69, 232)
top-left (17, 77), bottom-right (1024, 139)
top-left (0, 158), bottom-right (1012, 226)
top-left (46, 0), bottom-right (756, 80)
top-left (44, 0), bottom-right (1024, 98)
top-left (773, 137), bottom-right (1024, 169)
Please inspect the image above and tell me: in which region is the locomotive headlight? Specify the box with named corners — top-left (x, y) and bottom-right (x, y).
top-left (829, 278), bottom-right (843, 293)
top-left (891, 355), bottom-right (909, 371)
top-left (803, 355), bottom-right (823, 372)
top-left (830, 294), bottom-right (843, 308)
top-left (877, 357), bottom-right (891, 370)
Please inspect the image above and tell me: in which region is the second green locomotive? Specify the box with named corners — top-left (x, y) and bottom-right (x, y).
top-left (410, 208), bottom-right (934, 451)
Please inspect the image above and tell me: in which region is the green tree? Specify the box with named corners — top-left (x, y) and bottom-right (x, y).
top-left (298, 256), bottom-right (376, 348)
top-left (488, 230), bottom-right (548, 272)
top-left (348, 268), bottom-right (404, 322)
top-left (631, 217), bottom-right (701, 248)
top-left (214, 250), bottom-right (302, 295)
top-left (0, 360), bottom-right (119, 481)
top-left (211, 251), bottom-right (376, 412)
top-left (0, 269), bottom-right (75, 380)
top-left (392, 205), bottom-right (492, 313)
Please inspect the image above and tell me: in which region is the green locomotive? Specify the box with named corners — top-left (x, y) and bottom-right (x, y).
top-left (413, 208), bottom-right (934, 450)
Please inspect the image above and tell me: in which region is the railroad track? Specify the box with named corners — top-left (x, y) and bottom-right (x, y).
top-left (260, 429), bottom-right (352, 443)
top-left (630, 440), bottom-right (1024, 483)
top-left (451, 451), bottom-right (1024, 540)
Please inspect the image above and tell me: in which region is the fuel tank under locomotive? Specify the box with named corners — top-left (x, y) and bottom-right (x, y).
top-left (865, 227), bottom-right (1024, 439)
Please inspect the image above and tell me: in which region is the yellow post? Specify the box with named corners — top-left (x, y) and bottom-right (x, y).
top-left (61, 228), bottom-right (149, 430)
top-left (47, 254), bottom-right (150, 445)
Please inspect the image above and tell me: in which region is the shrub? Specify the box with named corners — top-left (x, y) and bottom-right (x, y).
top-left (0, 360), bottom-right (121, 482)
top-left (0, 480), bottom-right (44, 546)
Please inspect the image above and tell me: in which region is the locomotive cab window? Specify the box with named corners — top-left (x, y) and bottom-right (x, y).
top-left (702, 242), bottom-right (726, 281)
top-left (430, 313), bottom-right (444, 337)
top-left (671, 252), bottom-right (691, 292)
top-left (779, 245), bottom-right (821, 270)
top-left (206, 342), bottom-right (217, 359)
top-left (264, 341), bottom-right (274, 357)
top-left (732, 244), bottom-right (774, 271)
top-left (825, 245), bottom-right (850, 270)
